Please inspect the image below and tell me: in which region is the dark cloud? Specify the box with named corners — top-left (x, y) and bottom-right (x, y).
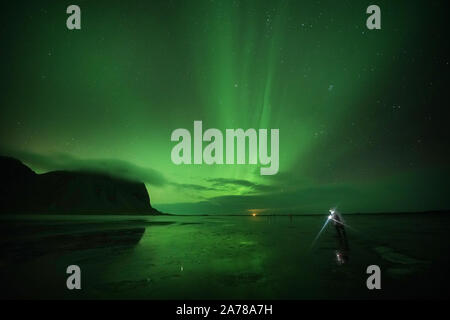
top-left (156, 166), bottom-right (450, 215)
top-left (207, 178), bottom-right (272, 193)
top-left (1, 149), bottom-right (167, 186)
top-left (171, 182), bottom-right (218, 192)
top-left (156, 184), bottom-right (362, 215)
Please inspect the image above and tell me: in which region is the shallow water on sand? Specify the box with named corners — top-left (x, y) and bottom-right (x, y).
top-left (0, 214), bottom-right (449, 299)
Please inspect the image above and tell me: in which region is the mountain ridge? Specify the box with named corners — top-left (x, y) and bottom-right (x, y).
top-left (0, 155), bottom-right (160, 215)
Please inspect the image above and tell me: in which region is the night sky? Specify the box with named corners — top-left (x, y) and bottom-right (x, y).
top-left (1, 0), bottom-right (449, 214)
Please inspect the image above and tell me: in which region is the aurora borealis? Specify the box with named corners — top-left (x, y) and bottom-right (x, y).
top-left (1, 0), bottom-right (449, 214)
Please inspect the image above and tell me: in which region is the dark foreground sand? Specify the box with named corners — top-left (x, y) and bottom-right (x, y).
top-left (0, 213), bottom-right (449, 299)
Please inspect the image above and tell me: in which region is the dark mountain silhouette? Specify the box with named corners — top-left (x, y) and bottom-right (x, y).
top-left (0, 156), bottom-right (160, 215)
